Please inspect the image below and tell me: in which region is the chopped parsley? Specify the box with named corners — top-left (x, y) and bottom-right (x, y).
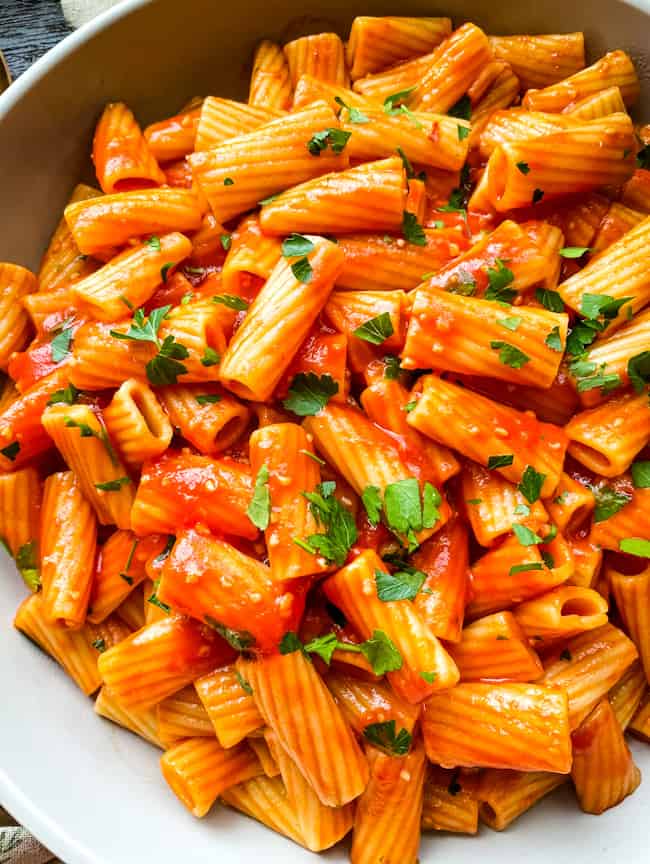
top-left (47, 383), bottom-right (80, 406)
top-left (247, 465), bottom-right (271, 530)
top-left (63, 416), bottom-right (118, 465)
top-left (498, 316), bottom-right (522, 332)
top-left (291, 257), bottom-right (313, 283)
top-left (592, 485), bottom-right (632, 522)
top-left (535, 288), bottom-right (565, 313)
top-left (307, 128), bottom-right (351, 156)
top-left (490, 341), bottom-right (531, 369)
top-left (448, 95), bottom-right (471, 120)
top-left (375, 566), bottom-right (427, 601)
top-left (294, 481), bottom-right (357, 566)
top-left (532, 188), bottom-right (544, 204)
top-left (283, 372), bottom-right (338, 416)
top-left (383, 478), bottom-right (441, 548)
top-left (281, 233), bottom-right (315, 257)
top-left (619, 538), bottom-right (650, 557)
top-left (516, 161), bottom-right (530, 175)
top-left (334, 96), bottom-right (370, 124)
top-left (363, 720), bottom-right (411, 755)
top-left (402, 211), bottom-right (427, 246)
top-left (195, 393), bottom-right (222, 405)
top-left (110, 305), bottom-right (188, 386)
top-left (361, 485), bottom-right (383, 526)
top-left (50, 321), bottom-right (74, 363)
top-left (485, 259), bottom-right (516, 304)
top-left (487, 454), bottom-right (514, 469)
top-left (628, 351), bottom-right (650, 393)
top-left (353, 312), bottom-right (394, 345)
top-left (509, 562), bottom-right (544, 576)
top-left (94, 476), bottom-right (130, 492)
top-left (200, 347), bottom-right (221, 367)
top-left (16, 541), bottom-right (40, 591)
top-left (512, 524), bottom-right (543, 546)
top-left (545, 326), bottom-right (563, 352)
top-left (631, 461), bottom-right (650, 488)
top-left (383, 86), bottom-right (416, 115)
top-left (518, 466), bottom-right (546, 504)
top-left (559, 246), bottom-right (590, 258)
top-left (205, 616), bottom-right (255, 651)
top-left (0, 441), bottom-right (20, 462)
top-left (212, 294), bottom-right (249, 311)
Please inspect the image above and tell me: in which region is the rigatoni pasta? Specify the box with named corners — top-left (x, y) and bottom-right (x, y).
top-left (5, 12), bottom-right (650, 859)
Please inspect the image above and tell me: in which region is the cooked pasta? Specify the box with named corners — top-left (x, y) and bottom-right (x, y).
top-left (5, 12), bottom-right (650, 858)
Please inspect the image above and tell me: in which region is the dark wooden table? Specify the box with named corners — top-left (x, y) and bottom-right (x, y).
top-left (1, 0), bottom-right (72, 80)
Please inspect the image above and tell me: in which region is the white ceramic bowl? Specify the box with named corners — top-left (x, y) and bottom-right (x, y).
top-left (1, 1), bottom-right (650, 861)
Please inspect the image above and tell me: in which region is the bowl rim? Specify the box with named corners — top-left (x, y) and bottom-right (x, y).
top-left (2, 0), bottom-right (650, 860)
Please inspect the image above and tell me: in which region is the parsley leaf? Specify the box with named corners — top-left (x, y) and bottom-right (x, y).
top-left (279, 631), bottom-right (303, 654)
top-left (63, 416), bottom-right (118, 465)
top-left (512, 524), bottom-right (543, 546)
top-left (402, 211), bottom-right (427, 246)
top-left (50, 322), bottom-right (73, 363)
top-left (204, 617), bottom-right (255, 651)
top-left (560, 648), bottom-right (573, 661)
top-left (220, 233), bottom-right (232, 251)
top-left (498, 316), bottom-right (522, 332)
top-left (283, 372), bottom-right (338, 416)
top-left (281, 234), bottom-right (315, 257)
top-left (307, 128), bottom-right (351, 156)
top-left (457, 124), bottom-right (470, 141)
top-left (353, 312), bottom-right (394, 345)
top-left (631, 461), bottom-right (650, 488)
top-left (360, 629), bottom-right (403, 675)
top-left (545, 326), bottom-right (563, 352)
top-left (383, 479), bottom-right (441, 547)
top-left (334, 96), bottom-right (370, 124)
top-left (235, 669), bottom-right (253, 695)
top-left (516, 161), bottom-right (530, 174)
top-left (110, 306), bottom-right (188, 386)
top-left (200, 347), bottom-right (221, 367)
top-left (487, 454), bottom-right (514, 469)
top-left (212, 294), bottom-right (249, 311)
top-left (518, 466), bottom-right (546, 504)
top-left (375, 567), bottom-right (426, 601)
top-left (91, 638), bottom-right (106, 652)
top-left (3, 440), bottom-right (22, 462)
top-left (485, 259), bottom-right (516, 304)
top-left (47, 383), bottom-right (79, 406)
top-left (16, 541), bottom-right (40, 591)
top-left (247, 465), bottom-right (270, 530)
top-left (195, 393), bottom-right (222, 405)
top-left (383, 355), bottom-right (402, 380)
top-left (490, 341), bottom-right (531, 368)
top-left (448, 95), bottom-right (471, 120)
top-left (383, 87), bottom-right (416, 115)
top-left (509, 562), bottom-right (544, 576)
top-left (628, 351), bottom-right (650, 393)
top-left (532, 188), bottom-right (544, 204)
top-left (560, 246), bottom-right (590, 258)
top-left (421, 671), bottom-right (437, 683)
top-left (535, 288), bottom-right (565, 313)
top-left (258, 192), bottom-right (280, 205)
top-left (153, 535), bottom-right (176, 565)
top-left (296, 481), bottom-right (357, 566)
top-left (94, 476), bottom-right (130, 492)
top-left (363, 720), bottom-right (411, 756)
top-left (147, 580), bottom-right (171, 614)
top-left (581, 294), bottom-right (633, 322)
top-left (224, 177), bottom-right (234, 186)
top-left (619, 538), bottom-right (650, 557)
top-left (361, 485), bottom-right (383, 526)
top-left (592, 485), bottom-right (632, 522)
top-left (570, 359), bottom-right (621, 394)
top-left (299, 449), bottom-right (325, 466)
top-left (291, 257), bottom-right (313, 283)
top-left (147, 235), bottom-right (161, 251)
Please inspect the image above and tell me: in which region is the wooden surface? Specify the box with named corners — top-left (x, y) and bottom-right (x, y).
top-left (1, 0), bottom-right (72, 79)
